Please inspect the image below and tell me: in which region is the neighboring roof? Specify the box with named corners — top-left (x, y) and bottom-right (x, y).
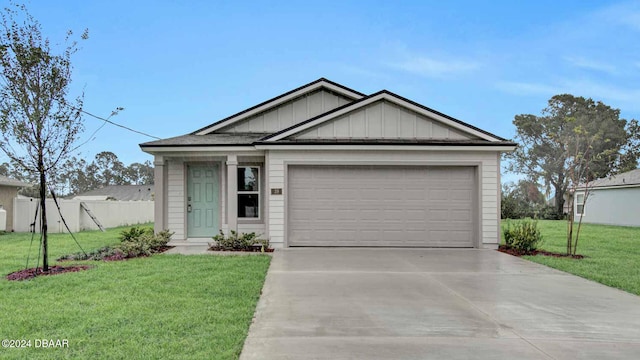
top-left (75, 185), bottom-right (155, 201)
top-left (0, 175), bottom-right (31, 188)
top-left (192, 78), bottom-right (365, 135)
top-left (579, 169), bottom-right (640, 189)
top-left (262, 90), bottom-right (508, 142)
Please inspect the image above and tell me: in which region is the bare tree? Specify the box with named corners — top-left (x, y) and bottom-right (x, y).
top-left (0, 3), bottom-right (87, 271)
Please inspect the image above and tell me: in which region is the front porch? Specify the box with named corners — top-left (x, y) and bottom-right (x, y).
top-left (153, 153), bottom-right (267, 245)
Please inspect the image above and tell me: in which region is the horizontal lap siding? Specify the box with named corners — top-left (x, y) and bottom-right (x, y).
top-left (266, 150), bottom-right (500, 248)
top-left (167, 161), bottom-right (185, 240)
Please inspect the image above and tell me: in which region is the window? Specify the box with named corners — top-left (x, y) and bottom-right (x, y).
top-left (238, 166), bottom-right (259, 218)
top-left (576, 193), bottom-right (585, 215)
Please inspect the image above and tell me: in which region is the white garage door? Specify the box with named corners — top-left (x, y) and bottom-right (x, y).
top-left (287, 165), bottom-right (476, 247)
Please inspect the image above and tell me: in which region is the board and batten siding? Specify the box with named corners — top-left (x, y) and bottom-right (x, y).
top-left (219, 89), bottom-right (352, 134)
top-left (266, 150), bottom-right (500, 248)
top-left (293, 100), bottom-right (475, 140)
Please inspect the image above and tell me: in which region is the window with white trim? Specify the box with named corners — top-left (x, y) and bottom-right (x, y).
top-left (576, 193), bottom-right (585, 215)
top-left (237, 166), bottom-right (259, 218)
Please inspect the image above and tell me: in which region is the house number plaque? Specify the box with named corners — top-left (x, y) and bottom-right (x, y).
top-left (271, 188), bottom-right (283, 195)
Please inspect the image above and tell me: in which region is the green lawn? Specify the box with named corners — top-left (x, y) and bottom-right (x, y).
top-left (0, 227), bottom-right (271, 359)
top-left (502, 220), bottom-right (640, 295)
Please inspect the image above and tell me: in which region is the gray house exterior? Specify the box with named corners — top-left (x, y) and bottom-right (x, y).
top-left (574, 169), bottom-right (640, 227)
top-left (140, 78), bottom-right (516, 248)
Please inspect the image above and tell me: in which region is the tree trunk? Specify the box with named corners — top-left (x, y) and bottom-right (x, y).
top-left (39, 166), bottom-right (48, 272)
top-left (555, 185), bottom-right (564, 218)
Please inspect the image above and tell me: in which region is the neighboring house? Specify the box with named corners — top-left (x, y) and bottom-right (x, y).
top-left (74, 185), bottom-right (155, 201)
top-left (574, 168), bottom-right (640, 227)
top-left (0, 175), bottom-right (31, 232)
top-left (140, 78), bottom-right (516, 248)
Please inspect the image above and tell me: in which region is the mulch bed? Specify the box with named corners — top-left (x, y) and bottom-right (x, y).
top-left (498, 245), bottom-right (584, 259)
top-left (208, 246), bottom-right (274, 253)
top-left (6, 265), bottom-right (94, 281)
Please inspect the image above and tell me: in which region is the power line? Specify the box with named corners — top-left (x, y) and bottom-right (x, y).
top-left (80, 109), bottom-right (161, 140)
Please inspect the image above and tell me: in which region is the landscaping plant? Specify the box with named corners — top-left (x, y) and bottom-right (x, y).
top-left (210, 230), bottom-right (270, 252)
top-left (503, 219), bottom-right (543, 254)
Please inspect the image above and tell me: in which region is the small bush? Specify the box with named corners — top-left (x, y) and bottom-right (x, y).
top-left (210, 230), bottom-right (269, 251)
top-left (119, 226), bottom-right (153, 242)
top-left (58, 227), bottom-right (174, 261)
top-left (503, 219), bottom-right (543, 254)
top-left (58, 246), bottom-right (121, 261)
top-left (117, 229), bottom-right (174, 258)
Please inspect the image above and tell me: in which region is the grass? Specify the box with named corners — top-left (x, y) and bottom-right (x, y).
top-left (0, 226), bottom-right (271, 359)
top-left (502, 219), bottom-right (640, 295)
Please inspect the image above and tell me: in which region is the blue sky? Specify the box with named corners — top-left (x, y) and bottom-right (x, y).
top-left (4, 0), bottom-right (640, 178)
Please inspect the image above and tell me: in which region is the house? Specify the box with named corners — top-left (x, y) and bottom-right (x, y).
top-left (0, 175), bottom-right (31, 231)
top-left (574, 168), bottom-right (640, 227)
top-left (140, 78), bottom-right (516, 248)
top-left (74, 185), bottom-right (155, 201)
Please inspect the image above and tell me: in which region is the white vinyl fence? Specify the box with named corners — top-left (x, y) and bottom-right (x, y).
top-left (13, 198), bottom-right (154, 233)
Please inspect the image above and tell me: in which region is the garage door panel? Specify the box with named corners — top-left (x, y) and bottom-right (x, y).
top-left (288, 165), bottom-right (475, 247)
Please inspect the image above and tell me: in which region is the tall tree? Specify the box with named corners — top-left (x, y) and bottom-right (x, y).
top-left (124, 160), bottom-right (154, 185)
top-left (506, 94), bottom-right (639, 217)
top-left (0, 3), bottom-right (87, 271)
top-left (93, 151), bottom-right (125, 186)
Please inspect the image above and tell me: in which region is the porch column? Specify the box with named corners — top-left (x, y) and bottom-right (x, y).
top-left (226, 155), bottom-right (238, 232)
top-left (153, 155), bottom-right (166, 233)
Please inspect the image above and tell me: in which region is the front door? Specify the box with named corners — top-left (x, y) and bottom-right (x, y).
top-left (187, 164), bottom-right (219, 238)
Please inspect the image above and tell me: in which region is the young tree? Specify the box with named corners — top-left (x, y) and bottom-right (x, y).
top-left (0, 4), bottom-right (87, 271)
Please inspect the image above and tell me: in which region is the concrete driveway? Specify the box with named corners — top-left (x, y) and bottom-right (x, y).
top-left (240, 248), bottom-right (640, 360)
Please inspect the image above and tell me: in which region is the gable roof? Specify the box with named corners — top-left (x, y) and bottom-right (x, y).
top-left (262, 90), bottom-right (508, 142)
top-left (579, 169), bottom-right (640, 189)
top-left (0, 175), bottom-right (31, 188)
top-left (140, 78), bottom-right (517, 152)
top-left (74, 185), bottom-right (155, 201)
top-left (192, 78), bottom-right (365, 135)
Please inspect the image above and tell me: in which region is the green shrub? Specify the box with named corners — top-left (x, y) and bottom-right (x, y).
top-left (58, 246), bottom-right (121, 261)
top-left (210, 230), bottom-right (269, 251)
top-left (117, 229), bottom-right (174, 257)
top-left (119, 226), bottom-right (153, 242)
top-left (58, 227), bottom-right (174, 261)
top-left (503, 219), bottom-right (543, 254)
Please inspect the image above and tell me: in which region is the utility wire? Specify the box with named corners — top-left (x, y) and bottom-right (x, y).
top-left (79, 109), bottom-right (161, 140)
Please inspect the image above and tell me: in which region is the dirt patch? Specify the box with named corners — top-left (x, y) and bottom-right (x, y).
top-left (6, 265), bottom-right (94, 281)
top-left (498, 245), bottom-right (584, 259)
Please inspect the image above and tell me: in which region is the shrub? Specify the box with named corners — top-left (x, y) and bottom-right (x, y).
top-left (58, 246), bottom-right (121, 261)
top-left (210, 230), bottom-right (269, 251)
top-left (503, 219), bottom-right (543, 254)
top-left (58, 227), bottom-right (174, 261)
top-left (117, 229), bottom-right (174, 258)
top-left (119, 226), bottom-right (153, 242)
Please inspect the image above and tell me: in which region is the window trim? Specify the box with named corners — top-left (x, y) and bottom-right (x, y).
top-left (237, 166), bottom-right (260, 219)
top-left (575, 193), bottom-right (585, 216)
